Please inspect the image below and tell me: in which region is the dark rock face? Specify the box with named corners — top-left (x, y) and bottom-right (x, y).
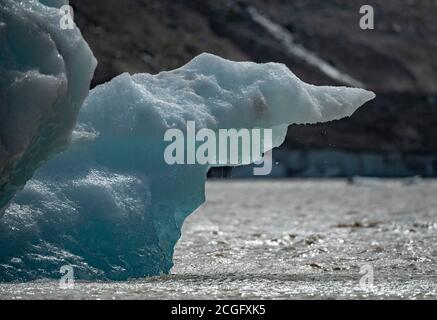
top-left (71, 0), bottom-right (437, 174)
top-left (71, 0), bottom-right (437, 93)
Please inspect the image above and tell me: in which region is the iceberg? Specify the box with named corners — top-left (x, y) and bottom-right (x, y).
top-left (0, 0), bottom-right (96, 214)
top-left (0, 1), bottom-right (375, 281)
top-left (0, 50), bottom-right (374, 280)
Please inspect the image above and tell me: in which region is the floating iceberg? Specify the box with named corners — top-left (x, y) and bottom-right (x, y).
top-left (0, 0), bottom-right (96, 213)
top-left (0, 50), bottom-right (374, 280)
top-left (0, 1), bottom-right (375, 281)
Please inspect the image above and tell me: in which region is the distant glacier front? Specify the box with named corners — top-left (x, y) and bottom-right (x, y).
top-left (0, 0), bottom-right (376, 282)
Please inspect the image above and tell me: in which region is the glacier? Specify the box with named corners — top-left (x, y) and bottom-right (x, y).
top-left (0, 0), bottom-right (96, 214)
top-left (0, 1), bottom-right (375, 281)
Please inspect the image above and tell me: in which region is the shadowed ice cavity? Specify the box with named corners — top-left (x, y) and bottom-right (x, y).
top-left (0, 52), bottom-right (374, 281)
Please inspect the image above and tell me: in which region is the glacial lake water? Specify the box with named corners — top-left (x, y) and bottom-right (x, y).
top-left (1, 179), bottom-right (436, 299)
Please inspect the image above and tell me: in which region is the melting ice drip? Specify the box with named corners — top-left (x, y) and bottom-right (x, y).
top-left (0, 0), bottom-right (375, 281)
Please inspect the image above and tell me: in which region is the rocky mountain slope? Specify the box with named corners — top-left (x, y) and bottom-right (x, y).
top-left (71, 0), bottom-right (437, 175)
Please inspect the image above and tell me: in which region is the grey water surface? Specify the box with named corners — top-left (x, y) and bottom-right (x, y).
top-left (1, 179), bottom-right (436, 299)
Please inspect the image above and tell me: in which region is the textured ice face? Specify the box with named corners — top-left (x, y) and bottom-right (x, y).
top-left (0, 52), bottom-right (374, 281)
top-left (82, 53), bottom-right (375, 162)
top-left (0, 0), bottom-right (96, 213)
